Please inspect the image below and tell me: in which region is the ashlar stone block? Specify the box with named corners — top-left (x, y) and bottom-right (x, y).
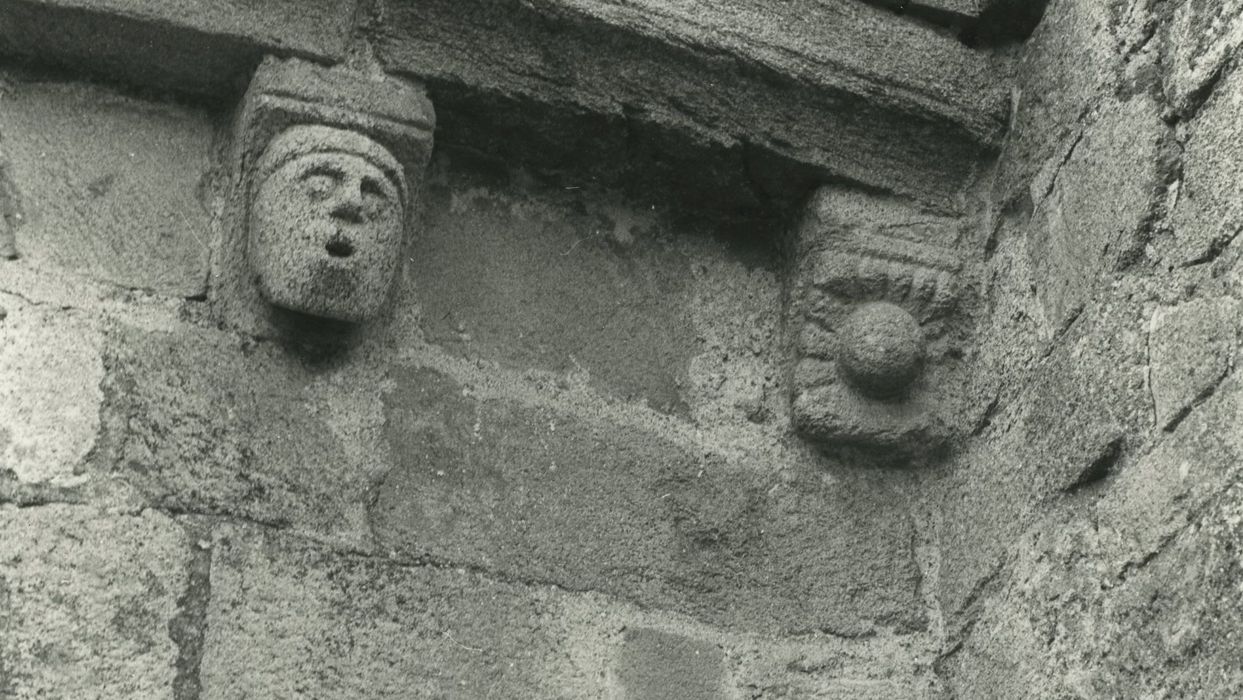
top-left (0, 78), bottom-right (213, 296)
top-left (0, 304), bottom-right (102, 485)
top-left (0, 506), bottom-right (190, 699)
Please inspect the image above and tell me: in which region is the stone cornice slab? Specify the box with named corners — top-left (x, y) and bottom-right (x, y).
top-left (372, 0), bottom-right (1007, 205)
top-left (0, 0), bottom-right (1008, 207)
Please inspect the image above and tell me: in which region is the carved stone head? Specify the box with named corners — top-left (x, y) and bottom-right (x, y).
top-left (249, 125), bottom-right (408, 322)
top-left (229, 56), bottom-right (435, 329)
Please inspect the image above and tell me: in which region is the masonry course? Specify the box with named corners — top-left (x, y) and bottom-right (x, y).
top-left (0, 0), bottom-right (1241, 697)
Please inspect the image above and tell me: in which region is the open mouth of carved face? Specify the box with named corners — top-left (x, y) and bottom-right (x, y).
top-left (324, 231), bottom-right (355, 259)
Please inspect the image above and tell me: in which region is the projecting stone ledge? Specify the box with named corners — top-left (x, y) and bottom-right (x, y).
top-left (0, 0), bottom-right (1008, 208)
top-left (372, 0), bottom-right (1008, 206)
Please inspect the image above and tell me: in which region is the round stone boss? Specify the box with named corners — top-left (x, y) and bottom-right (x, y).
top-left (836, 301), bottom-right (925, 399)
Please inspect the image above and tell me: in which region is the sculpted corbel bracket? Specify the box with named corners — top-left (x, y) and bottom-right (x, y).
top-left (232, 57), bottom-right (435, 323)
top-left (788, 187), bottom-right (979, 455)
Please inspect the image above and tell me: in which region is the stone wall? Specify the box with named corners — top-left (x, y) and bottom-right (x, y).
top-left (930, 0), bottom-right (1243, 696)
top-left (0, 0), bottom-right (1240, 698)
top-left (0, 68), bottom-right (940, 698)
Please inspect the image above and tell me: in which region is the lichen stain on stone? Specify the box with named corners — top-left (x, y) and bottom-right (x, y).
top-left (168, 531), bottom-right (212, 700)
top-left (0, 151), bottom-right (21, 260)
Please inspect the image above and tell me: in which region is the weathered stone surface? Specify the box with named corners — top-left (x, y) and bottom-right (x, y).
top-left (1097, 369), bottom-right (1243, 574)
top-left (933, 291), bottom-right (1151, 619)
top-left (1167, 63), bottom-right (1243, 267)
top-left (372, 365), bottom-right (925, 635)
top-left (0, 0), bottom-right (354, 94)
top-left (201, 521), bottom-right (609, 699)
top-left (1003, 0), bottom-right (1117, 177)
top-left (927, 2), bottom-right (1243, 694)
top-left (943, 496), bottom-right (1243, 699)
top-left (682, 256), bottom-right (786, 431)
top-left (202, 521), bottom-right (940, 699)
top-left (93, 321), bottom-right (385, 545)
top-left (942, 374), bottom-right (1243, 698)
top-left (376, 0), bottom-right (1004, 207)
top-left (1149, 297), bottom-right (1240, 430)
top-left (0, 505), bottom-right (189, 698)
top-left (410, 171), bottom-right (700, 415)
top-left (615, 627), bottom-right (728, 700)
top-left (0, 302), bottom-right (102, 485)
top-left (1027, 94), bottom-right (1168, 327)
top-left (1021, 293), bottom-right (1149, 475)
top-left (722, 622), bottom-right (944, 698)
top-left (91, 314), bottom-right (922, 637)
top-left (1166, 0), bottom-right (1243, 115)
top-left (995, 0), bottom-right (1150, 208)
top-left (0, 77), bottom-right (211, 296)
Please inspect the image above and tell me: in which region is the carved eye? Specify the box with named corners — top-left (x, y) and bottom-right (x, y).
top-left (300, 168), bottom-right (341, 199)
top-left (360, 177), bottom-right (392, 217)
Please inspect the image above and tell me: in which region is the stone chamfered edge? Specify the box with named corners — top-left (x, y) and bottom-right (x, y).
top-left (0, 0), bottom-right (1008, 209)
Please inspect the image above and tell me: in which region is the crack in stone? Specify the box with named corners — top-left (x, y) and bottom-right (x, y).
top-left (158, 507), bottom-right (603, 600)
top-left (1176, 56), bottom-right (1233, 123)
top-left (1061, 436), bottom-right (1123, 494)
top-left (0, 470), bottom-right (91, 508)
top-left (1146, 308), bottom-right (1159, 428)
top-left (0, 285), bottom-right (78, 312)
top-left (1181, 228), bottom-right (1241, 268)
top-left (1162, 364), bottom-right (1233, 434)
top-left (943, 555), bottom-right (1008, 652)
top-left (1112, 478), bottom-right (1238, 586)
top-left (1035, 127), bottom-right (1087, 209)
top-left (159, 506), bottom-right (292, 534)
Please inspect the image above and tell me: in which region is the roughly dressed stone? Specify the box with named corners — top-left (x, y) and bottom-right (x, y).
top-left (0, 506), bottom-right (190, 699)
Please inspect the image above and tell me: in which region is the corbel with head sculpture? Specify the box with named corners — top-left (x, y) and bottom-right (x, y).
top-left (787, 186), bottom-right (983, 458)
top-left (228, 57), bottom-right (435, 325)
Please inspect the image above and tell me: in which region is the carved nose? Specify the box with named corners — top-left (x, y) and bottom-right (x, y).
top-left (329, 182), bottom-right (365, 223)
